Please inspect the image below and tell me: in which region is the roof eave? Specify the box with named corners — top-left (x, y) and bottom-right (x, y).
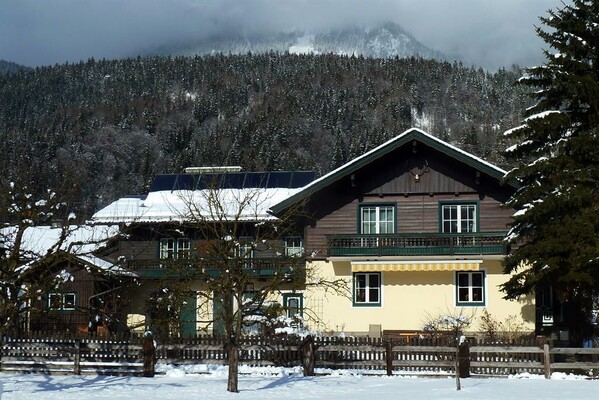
top-left (270, 128), bottom-right (514, 214)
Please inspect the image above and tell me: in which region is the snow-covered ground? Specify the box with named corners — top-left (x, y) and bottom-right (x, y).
top-left (1, 365), bottom-right (597, 400)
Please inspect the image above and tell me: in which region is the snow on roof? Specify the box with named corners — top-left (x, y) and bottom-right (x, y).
top-left (315, 128), bottom-right (505, 189)
top-left (1, 224), bottom-right (127, 275)
top-left (92, 187), bottom-right (303, 224)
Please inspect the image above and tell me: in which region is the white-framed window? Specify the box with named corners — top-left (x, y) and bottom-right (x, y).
top-left (456, 271), bottom-right (485, 306)
top-left (360, 205), bottom-right (395, 234)
top-left (237, 236), bottom-right (254, 268)
top-left (48, 292), bottom-right (76, 311)
top-left (283, 293), bottom-right (303, 318)
top-left (441, 203), bottom-right (477, 233)
top-left (159, 238), bottom-right (191, 259)
top-left (237, 236), bottom-right (254, 258)
top-left (353, 272), bottom-right (381, 306)
top-left (285, 236), bottom-right (303, 257)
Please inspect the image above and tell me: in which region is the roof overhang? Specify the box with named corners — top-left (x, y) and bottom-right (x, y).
top-left (270, 127), bottom-right (515, 215)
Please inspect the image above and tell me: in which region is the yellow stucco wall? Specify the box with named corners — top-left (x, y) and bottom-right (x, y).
top-left (304, 259), bottom-right (535, 335)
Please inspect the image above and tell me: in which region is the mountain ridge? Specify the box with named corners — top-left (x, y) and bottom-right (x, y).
top-left (146, 22), bottom-right (446, 61)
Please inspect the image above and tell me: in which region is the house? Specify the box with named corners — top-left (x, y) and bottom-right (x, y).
top-left (91, 168), bottom-right (315, 337)
top-left (91, 128), bottom-right (540, 339)
top-left (270, 127), bottom-right (536, 337)
top-left (1, 224), bottom-right (133, 334)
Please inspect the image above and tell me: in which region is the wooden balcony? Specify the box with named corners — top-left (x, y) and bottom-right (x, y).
top-left (124, 258), bottom-right (304, 279)
top-left (326, 232), bottom-right (508, 257)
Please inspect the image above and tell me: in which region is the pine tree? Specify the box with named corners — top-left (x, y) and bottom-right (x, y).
top-left (502, 0), bottom-right (599, 344)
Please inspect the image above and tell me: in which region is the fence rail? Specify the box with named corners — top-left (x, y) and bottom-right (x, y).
top-left (0, 336), bottom-right (145, 375)
top-left (1, 334), bottom-right (598, 378)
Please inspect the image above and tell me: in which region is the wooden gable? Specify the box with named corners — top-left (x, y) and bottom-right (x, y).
top-left (270, 128), bottom-right (517, 258)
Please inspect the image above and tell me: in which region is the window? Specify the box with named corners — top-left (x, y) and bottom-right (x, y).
top-left (235, 236), bottom-right (254, 268)
top-left (456, 271), bottom-right (485, 306)
top-left (354, 272), bottom-right (381, 306)
top-left (441, 203), bottom-right (477, 233)
top-left (159, 238), bottom-right (191, 259)
top-left (283, 293), bottom-right (303, 318)
top-left (285, 236), bottom-right (303, 257)
top-left (48, 292), bottom-right (76, 311)
top-left (360, 205), bottom-right (395, 234)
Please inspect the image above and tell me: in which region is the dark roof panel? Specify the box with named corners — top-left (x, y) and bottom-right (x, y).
top-left (149, 171), bottom-right (316, 192)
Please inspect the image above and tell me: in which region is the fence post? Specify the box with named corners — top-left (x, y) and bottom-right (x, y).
top-left (73, 339), bottom-right (81, 375)
top-left (143, 333), bottom-right (156, 378)
top-left (543, 344), bottom-right (551, 379)
top-left (301, 335), bottom-right (315, 377)
top-left (457, 339), bottom-right (470, 378)
top-left (385, 339), bottom-right (393, 376)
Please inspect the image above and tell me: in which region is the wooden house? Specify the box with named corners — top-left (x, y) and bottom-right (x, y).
top-left (91, 169), bottom-right (315, 337)
top-left (5, 225), bottom-right (133, 334)
top-left (270, 128), bottom-right (536, 337)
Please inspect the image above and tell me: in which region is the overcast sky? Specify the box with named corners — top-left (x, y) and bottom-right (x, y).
top-left (1, 0), bottom-right (560, 69)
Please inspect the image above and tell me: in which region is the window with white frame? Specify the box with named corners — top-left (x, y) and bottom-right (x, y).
top-left (441, 203), bottom-right (477, 233)
top-left (354, 272), bottom-right (381, 306)
top-left (159, 238), bottom-right (191, 260)
top-left (238, 236), bottom-right (254, 267)
top-left (360, 205), bottom-right (395, 234)
top-left (456, 271), bottom-right (485, 305)
top-left (238, 237), bottom-right (254, 257)
top-left (48, 292), bottom-right (76, 311)
top-left (283, 293), bottom-right (303, 318)
top-left (285, 236), bottom-right (303, 257)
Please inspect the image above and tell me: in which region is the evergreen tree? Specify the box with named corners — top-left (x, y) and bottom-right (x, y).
top-left (502, 0), bottom-right (599, 344)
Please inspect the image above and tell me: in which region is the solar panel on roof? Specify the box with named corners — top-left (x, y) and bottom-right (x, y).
top-left (221, 173), bottom-right (246, 189)
top-left (150, 175), bottom-right (177, 192)
top-left (265, 172), bottom-right (290, 188)
top-left (243, 173), bottom-right (267, 188)
top-left (150, 170), bottom-right (316, 192)
top-left (291, 171), bottom-right (316, 187)
top-left (173, 174), bottom-right (197, 190)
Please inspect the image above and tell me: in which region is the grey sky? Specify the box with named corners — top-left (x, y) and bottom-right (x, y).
top-left (0, 0), bottom-right (558, 69)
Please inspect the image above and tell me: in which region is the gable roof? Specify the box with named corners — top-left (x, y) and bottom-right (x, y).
top-left (92, 171), bottom-right (315, 224)
top-left (0, 225), bottom-right (133, 277)
top-left (270, 127), bottom-right (511, 214)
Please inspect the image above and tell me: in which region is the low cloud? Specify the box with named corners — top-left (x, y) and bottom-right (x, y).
top-left (0, 0), bottom-right (557, 68)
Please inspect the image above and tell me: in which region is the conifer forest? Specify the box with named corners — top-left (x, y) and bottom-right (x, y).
top-left (0, 54), bottom-right (530, 217)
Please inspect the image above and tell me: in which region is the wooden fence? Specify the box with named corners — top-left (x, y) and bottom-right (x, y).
top-left (0, 335), bottom-right (146, 375)
top-left (1, 334), bottom-right (598, 378)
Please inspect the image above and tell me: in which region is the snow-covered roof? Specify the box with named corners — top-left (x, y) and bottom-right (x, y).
top-left (91, 188), bottom-right (304, 224)
top-left (1, 224), bottom-right (131, 276)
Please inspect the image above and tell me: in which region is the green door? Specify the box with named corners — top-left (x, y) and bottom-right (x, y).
top-left (212, 291), bottom-right (225, 336)
top-left (180, 292), bottom-right (197, 337)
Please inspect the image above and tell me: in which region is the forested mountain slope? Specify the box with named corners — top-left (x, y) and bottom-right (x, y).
top-left (0, 53), bottom-right (528, 216)
top-left (150, 22), bottom-right (445, 61)
top-left (0, 59), bottom-right (29, 75)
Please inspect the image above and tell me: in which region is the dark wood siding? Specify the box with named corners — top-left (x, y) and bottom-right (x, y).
top-left (303, 142), bottom-right (515, 256)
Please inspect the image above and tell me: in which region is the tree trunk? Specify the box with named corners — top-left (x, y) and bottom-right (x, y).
top-left (458, 340), bottom-right (471, 378)
top-left (455, 345), bottom-right (461, 391)
top-left (227, 341), bottom-right (239, 392)
top-left (301, 335), bottom-right (315, 376)
top-left (143, 333), bottom-right (156, 377)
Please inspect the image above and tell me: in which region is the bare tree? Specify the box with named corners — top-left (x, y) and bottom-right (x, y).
top-left (422, 309), bottom-right (475, 391)
top-left (159, 179), bottom-right (348, 392)
top-left (0, 178), bottom-right (120, 335)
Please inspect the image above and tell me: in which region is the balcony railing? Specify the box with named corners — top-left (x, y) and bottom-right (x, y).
top-left (124, 257), bottom-right (304, 279)
top-left (327, 232), bottom-right (508, 257)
